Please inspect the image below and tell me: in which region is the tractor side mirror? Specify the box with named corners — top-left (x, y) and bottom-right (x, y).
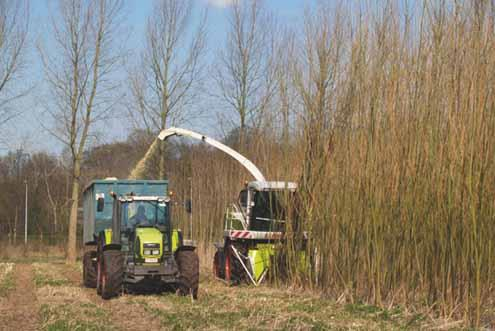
top-left (97, 197), bottom-right (105, 212)
top-left (185, 199), bottom-right (192, 214)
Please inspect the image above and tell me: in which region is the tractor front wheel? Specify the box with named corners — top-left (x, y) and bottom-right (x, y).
top-left (100, 250), bottom-right (124, 300)
top-left (83, 251), bottom-right (97, 288)
top-left (176, 250), bottom-right (199, 299)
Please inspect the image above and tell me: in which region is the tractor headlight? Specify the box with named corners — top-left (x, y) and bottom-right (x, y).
top-left (143, 243), bottom-right (160, 256)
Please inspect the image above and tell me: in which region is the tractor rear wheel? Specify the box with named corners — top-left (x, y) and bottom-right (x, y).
top-left (83, 251), bottom-right (97, 288)
top-left (176, 250), bottom-right (199, 299)
top-left (96, 235), bottom-right (105, 295)
top-left (96, 255), bottom-right (102, 295)
top-left (213, 250), bottom-right (225, 279)
top-left (100, 250), bottom-right (124, 300)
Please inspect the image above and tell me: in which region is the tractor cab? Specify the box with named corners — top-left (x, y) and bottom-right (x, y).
top-left (109, 195), bottom-right (178, 264)
top-left (121, 198), bottom-right (170, 231)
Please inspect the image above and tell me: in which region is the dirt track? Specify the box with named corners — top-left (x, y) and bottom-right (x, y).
top-left (0, 264), bottom-right (39, 331)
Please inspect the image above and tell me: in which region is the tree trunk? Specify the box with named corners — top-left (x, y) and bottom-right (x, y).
top-left (14, 207), bottom-right (18, 246)
top-left (66, 161), bottom-right (81, 264)
top-left (158, 111), bottom-right (167, 179)
top-left (53, 207), bottom-right (58, 235)
top-left (239, 116), bottom-right (245, 151)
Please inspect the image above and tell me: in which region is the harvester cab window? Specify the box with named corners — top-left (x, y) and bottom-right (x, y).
top-left (239, 189), bottom-right (248, 209)
top-left (249, 191), bottom-right (286, 232)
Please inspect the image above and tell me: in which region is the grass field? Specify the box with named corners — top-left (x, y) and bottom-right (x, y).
top-left (0, 257), bottom-right (473, 331)
top-left (0, 260), bottom-right (472, 330)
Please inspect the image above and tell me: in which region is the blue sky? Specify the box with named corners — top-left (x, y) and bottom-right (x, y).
top-left (4, 0), bottom-right (315, 155)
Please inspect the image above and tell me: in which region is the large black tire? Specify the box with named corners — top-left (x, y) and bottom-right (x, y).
top-left (100, 250), bottom-right (125, 300)
top-left (213, 250), bottom-right (225, 279)
top-left (83, 251), bottom-right (97, 288)
top-left (96, 255), bottom-right (102, 295)
top-left (176, 249), bottom-right (199, 299)
top-left (96, 234), bottom-right (105, 295)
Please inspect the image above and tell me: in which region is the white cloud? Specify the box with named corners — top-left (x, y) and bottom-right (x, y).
top-left (203, 0), bottom-right (236, 8)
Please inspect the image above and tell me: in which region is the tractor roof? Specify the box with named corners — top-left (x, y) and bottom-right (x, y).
top-left (118, 196), bottom-right (170, 203)
top-left (247, 181), bottom-right (297, 192)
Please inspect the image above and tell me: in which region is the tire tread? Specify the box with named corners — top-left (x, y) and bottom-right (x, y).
top-left (101, 250), bottom-right (124, 300)
top-left (176, 250), bottom-right (199, 299)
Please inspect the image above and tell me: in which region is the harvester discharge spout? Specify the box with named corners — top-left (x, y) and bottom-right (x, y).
top-left (158, 127), bottom-right (267, 183)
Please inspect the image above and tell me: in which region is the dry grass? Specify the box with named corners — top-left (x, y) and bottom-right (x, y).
top-left (0, 262), bottom-right (14, 297)
top-left (133, 273), bottom-right (429, 330)
top-left (33, 262), bottom-right (72, 287)
top-left (0, 242), bottom-right (65, 261)
top-left (24, 260), bottom-right (440, 330)
top-left (0, 262), bottom-right (14, 283)
top-left (34, 261), bottom-right (116, 331)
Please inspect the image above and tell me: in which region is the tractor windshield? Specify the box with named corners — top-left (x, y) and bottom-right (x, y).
top-left (123, 201), bottom-right (170, 230)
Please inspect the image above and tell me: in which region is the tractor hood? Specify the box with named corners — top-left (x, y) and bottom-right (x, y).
top-left (136, 227), bottom-right (163, 260)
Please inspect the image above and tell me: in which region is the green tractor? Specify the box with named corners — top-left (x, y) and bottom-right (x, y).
top-left (82, 179), bottom-right (199, 299)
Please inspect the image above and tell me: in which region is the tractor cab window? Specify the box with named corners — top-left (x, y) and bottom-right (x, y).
top-left (123, 201), bottom-right (170, 230)
top-left (249, 191), bottom-right (287, 232)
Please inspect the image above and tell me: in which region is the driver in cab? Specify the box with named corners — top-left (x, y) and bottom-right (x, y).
top-left (131, 205), bottom-right (150, 226)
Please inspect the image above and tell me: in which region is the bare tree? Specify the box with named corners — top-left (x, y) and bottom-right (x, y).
top-left (129, 0), bottom-right (207, 179)
top-left (0, 0), bottom-right (28, 126)
top-left (40, 0), bottom-right (124, 263)
top-left (274, 29), bottom-right (296, 143)
top-left (214, 0), bottom-right (276, 147)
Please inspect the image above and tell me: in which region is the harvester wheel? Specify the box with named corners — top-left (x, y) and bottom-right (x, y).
top-left (213, 251), bottom-right (225, 279)
top-left (101, 250), bottom-right (124, 300)
top-left (83, 251), bottom-right (97, 288)
top-left (176, 250), bottom-right (199, 299)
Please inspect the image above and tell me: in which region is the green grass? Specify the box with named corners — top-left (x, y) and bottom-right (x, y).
top-left (0, 263), bottom-right (15, 297)
top-left (134, 279), bottom-right (420, 330)
top-left (34, 272), bottom-right (71, 287)
top-left (39, 303), bottom-right (115, 331)
top-left (0, 270), bottom-right (14, 297)
top-left (32, 262), bottom-right (72, 288)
